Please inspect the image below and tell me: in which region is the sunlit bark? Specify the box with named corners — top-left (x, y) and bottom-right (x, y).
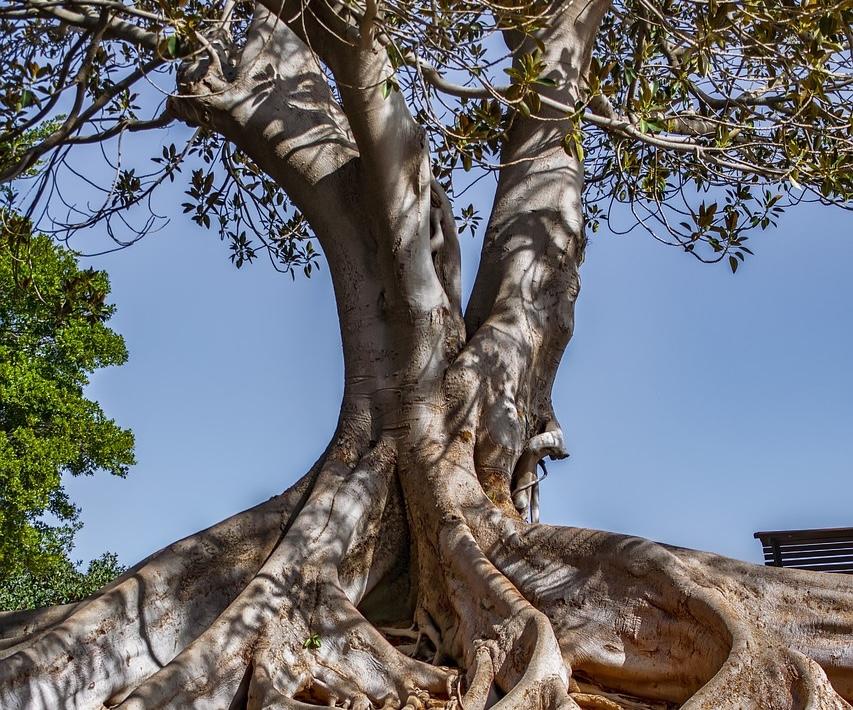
top-left (2, 1), bottom-right (853, 708)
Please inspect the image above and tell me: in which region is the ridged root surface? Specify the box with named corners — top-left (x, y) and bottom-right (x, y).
top-left (2, 441), bottom-right (853, 710)
top-left (486, 516), bottom-right (853, 709)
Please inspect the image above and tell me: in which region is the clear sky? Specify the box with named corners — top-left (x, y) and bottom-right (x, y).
top-left (63, 122), bottom-right (853, 570)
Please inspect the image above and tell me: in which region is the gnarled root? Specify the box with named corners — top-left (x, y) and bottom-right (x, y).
top-left (0, 470), bottom-right (313, 708)
top-left (111, 441), bottom-right (453, 710)
top-left (246, 586), bottom-right (451, 710)
top-left (4, 431), bottom-right (853, 710)
top-left (486, 517), bottom-right (853, 709)
top-left (431, 520), bottom-right (577, 710)
top-left (0, 438), bottom-right (463, 710)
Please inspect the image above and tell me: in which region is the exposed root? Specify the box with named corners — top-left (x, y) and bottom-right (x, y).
top-left (0, 603), bottom-right (80, 654)
top-left (682, 640), bottom-right (851, 710)
top-left (247, 585), bottom-right (452, 710)
top-left (380, 610), bottom-right (444, 663)
top-left (378, 625), bottom-right (420, 641)
top-left (70, 441), bottom-right (451, 710)
top-left (569, 677), bottom-right (675, 710)
top-left (4, 425), bottom-right (853, 710)
top-left (459, 643), bottom-right (496, 710)
top-left (569, 694), bottom-right (622, 710)
top-left (484, 516), bottom-right (853, 709)
top-left (0, 475), bottom-right (311, 709)
top-left (510, 421), bottom-right (567, 524)
top-left (433, 519), bottom-right (575, 710)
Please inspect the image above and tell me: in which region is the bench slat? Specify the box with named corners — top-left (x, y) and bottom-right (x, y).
top-left (786, 561), bottom-right (853, 573)
top-left (755, 527), bottom-right (853, 543)
top-left (762, 540), bottom-right (853, 554)
top-left (765, 552), bottom-right (853, 565)
top-left (763, 546), bottom-right (853, 559)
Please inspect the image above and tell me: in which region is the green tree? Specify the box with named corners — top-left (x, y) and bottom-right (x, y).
top-left (0, 553), bottom-right (125, 612)
top-left (0, 211), bottom-right (134, 581)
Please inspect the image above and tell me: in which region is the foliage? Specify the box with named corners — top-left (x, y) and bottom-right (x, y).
top-left (0, 552), bottom-right (125, 612)
top-left (0, 0), bottom-right (850, 273)
top-left (0, 210), bottom-right (134, 580)
top-left (302, 633), bottom-right (323, 650)
top-left (0, 118), bottom-right (64, 180)
top-left (579, 0), bottom-right (853, 268)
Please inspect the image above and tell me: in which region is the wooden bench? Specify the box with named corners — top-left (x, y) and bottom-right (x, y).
top-left (754, 527), bottom-right (853, 574)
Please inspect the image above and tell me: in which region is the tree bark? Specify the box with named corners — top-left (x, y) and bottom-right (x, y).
top-left (2, 2), bottom-right (853, 709)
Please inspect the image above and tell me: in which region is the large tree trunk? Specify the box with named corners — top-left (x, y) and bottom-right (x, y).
top-left (2, 2), bottom-right (853, 708)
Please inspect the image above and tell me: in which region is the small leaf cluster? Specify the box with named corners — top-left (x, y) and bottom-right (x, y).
top-left (302, 633), bottom-right (322, 650)
top-left (180, 132), bottom-right (321, 277)
top-left (576, 0), bottom-right (853, 267)
top-left (456, 203), bottom-right (481, 236)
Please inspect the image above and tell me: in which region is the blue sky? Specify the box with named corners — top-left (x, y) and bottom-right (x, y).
top-left (64, 125), bottom-right (853, 569)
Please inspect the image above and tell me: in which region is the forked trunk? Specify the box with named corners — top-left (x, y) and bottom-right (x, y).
top-left (2, 0), bottom-right (853, 707)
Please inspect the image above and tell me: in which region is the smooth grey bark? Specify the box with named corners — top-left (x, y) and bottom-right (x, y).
top-left (2, 1), bottom-right (853, 709)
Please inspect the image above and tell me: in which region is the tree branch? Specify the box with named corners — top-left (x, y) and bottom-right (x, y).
top-left (63, 111), bottom-right (174, 145)
top-left (461, 0), bottom-right (611, 474)
top-left (23, 0), bottom-right (161, 51)
top-left (411, 55), bottom-right (786, 180)
top-left (0, 55), bottom-right (166, 183)
top-left (261, 0), bottom-right (449, 312)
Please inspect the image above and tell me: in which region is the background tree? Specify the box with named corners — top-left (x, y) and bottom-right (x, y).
top-left (0, 211), bottom-right (132, 597)
top-left (0, 553), bottom-right (125, 612)
top-left (0, 1), bottom-right (852, 709)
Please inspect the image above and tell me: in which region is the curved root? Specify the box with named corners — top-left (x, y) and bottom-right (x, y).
top-left (489, 519), bottom-right (853, 709)
top-left (247, 586), bottom-right (452, 710)
top-left (510, 422), bottom-right (567, 524)
top-left (106, 442), bottom-right (455, 710)
top-left (432, 520), bottom-right (575, 710)
top-left (0, 477), bottom-right (310, 709)
top-left (683, 641), bottom-right (850, 710)
top-left (459, 643), bottom-right (496, 710)
top-left (380, 609), bottom-right (444, 663)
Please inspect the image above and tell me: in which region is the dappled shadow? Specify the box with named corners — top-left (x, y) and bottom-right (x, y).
top-left (485, 517), bottom-right (853, 706)
top-left (0, 474), bottom-right (311, 708)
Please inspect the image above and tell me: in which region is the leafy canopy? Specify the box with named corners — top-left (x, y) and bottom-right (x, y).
top-left (0, 552), bottom-right (125, 611)
top-left (0, 211), bottom-right (134, 579)
top-left (0, 0), bottom-right (850, 272)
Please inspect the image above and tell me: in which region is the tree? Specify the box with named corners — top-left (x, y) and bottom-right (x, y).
top-left (0, 211), bottom-right (134, 581)
top-left (0, 553), bottom-right (125, 612)
top-left (0, 0), bottom-right (851, 708)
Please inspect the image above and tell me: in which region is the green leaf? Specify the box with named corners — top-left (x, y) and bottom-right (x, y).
top-left (302, 634), bottom-right (322, 649)
top-left (380, 77), bottom-right (398, 100)
top-left (166, 35), bottom-right (179, 59)
top-left (561, 132), bottom-right (584, 161)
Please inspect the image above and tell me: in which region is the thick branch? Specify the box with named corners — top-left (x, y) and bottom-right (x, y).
top-left (169, 7), bottom-right (414, 410)
top-left (461, 0), bottom-right (610, 480)
top-left (260, 0), bottom-right (449, 313)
